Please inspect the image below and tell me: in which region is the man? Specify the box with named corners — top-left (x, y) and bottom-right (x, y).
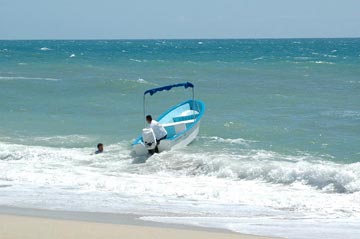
top-left (146, 115), bottom-right (167, 154)
top-left (95, 143), bottom-right (103, 154)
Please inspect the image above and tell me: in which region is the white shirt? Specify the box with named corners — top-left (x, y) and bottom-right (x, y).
top-left (149, 120), bottom-right (167, 140)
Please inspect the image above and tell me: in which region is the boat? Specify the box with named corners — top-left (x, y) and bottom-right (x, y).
top-left (132, 82), bottom-right (205, 156)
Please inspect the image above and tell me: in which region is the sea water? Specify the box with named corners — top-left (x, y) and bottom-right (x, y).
top-left (0, 39), bottom-right (359, 239)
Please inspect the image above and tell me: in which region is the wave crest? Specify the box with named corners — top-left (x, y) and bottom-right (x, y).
top-left (0, 76), bottom-right (60, 81)
top-left (147, 150), bottom-right (360, 194)
top-left (1, 140), bottom-right (359, 194)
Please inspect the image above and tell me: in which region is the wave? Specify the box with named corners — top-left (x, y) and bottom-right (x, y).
top-left (0, 141), bottom-right (131, 164)
top-left (141, 149), bottom-right (360, 194)
top-left (40, 47), bottom-right (52, 51)
top-left (107, 78), bottom-right (156, 87)
top-left (200, 136), bottom-right (254, 146)
top-left (93, 77), bottom-right (157, 96)
top-left (140, 216), bottom-right (360, 239)
top-left (324, 54), bottom-right (337, 58)
top-left (214, 157), bottom-right (360, 193)
top-left (0, 134), bottom-right (106, 150)
top-left (1, 140), bottom-right (359, 194)
top-left (293, 56), bottom-right (312, 60)
top-left (312, 61), bottom-right (335, 65)
top-left (136, 78), bottom-right (153, 84)
top-left (129, 58), bottom-right (143, 63)
top-left (1, 140), bottom-right (359, 228)
top-left (321, 110), bottom-right (360, 119)
top-left (31, 135), bottom-right (96, 147)
top-left (0, 76), bottom-right (60, 81)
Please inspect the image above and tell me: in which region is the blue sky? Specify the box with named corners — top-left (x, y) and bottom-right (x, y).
top-left (1, 0), bottom-right (359, 39)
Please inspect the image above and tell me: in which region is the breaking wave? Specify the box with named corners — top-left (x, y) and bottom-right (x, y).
top-left (1, 139), bottom-right (359, 194)
top-left (1, 140), bottom-right (359, 237)
top-left (200, 136), bottom-right (254, 146)
top-left (144, 150), bottom-right (360, 194)
top-left (40, 47), bottom-right (52, 51)
top-left (0, 76), bottom-right (60, 81)
top-left (321, 110), bottom-right (360, 120)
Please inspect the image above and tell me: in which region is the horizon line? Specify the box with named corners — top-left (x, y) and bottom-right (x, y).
top-left (1, 36), bottom-right (360, 41)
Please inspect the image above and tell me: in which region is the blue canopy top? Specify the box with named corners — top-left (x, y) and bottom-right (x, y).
top-left (144, 82), bottom-right (194, 96)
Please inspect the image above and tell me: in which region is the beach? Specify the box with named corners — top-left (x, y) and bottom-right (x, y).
top-left (0, 207), bottom-right (277, 239)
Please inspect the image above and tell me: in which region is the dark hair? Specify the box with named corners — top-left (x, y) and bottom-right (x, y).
top-left (97, 143), bottom-right (103, 148)
top-left (146, 115), bottom-right (152, 121)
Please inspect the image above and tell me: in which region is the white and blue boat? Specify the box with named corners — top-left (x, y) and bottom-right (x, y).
top-left (132, 82), bottom-right (205, 156)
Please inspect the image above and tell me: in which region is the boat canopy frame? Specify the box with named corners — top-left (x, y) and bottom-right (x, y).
top-left (143, 82), bottom-right (195, 126)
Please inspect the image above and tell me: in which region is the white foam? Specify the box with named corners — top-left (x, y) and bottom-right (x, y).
top-left (0, 134), bottom-right (94, 148)
top-left (321, 110), bottom-right (360, 119)
top-left (253, 57), bottom-right (264, 61)
top-left (1, 141), bottom-right (359, 239)
top-left (34, 135), bottom-right (95, 147)
top-left (0, 76), bottom-right (60, 81)
top-left (115, 78), bottom-right (155, 86)
top-left (141, 216), bottom-right (360, 239)
top-left (137, 78), bottom-right (147, 84)
top-left (313, 61), bottom-right (335, 65)
top-left (187, 151), bottom-right (360, 193)
top-left (40, 47), bottom-right (51, 51)
top-left (130, 58), bottom-right (142, 62)
top-left (204, 136), bottom-right (254, 146)
top-left (294, 56), bottom-right (312, 60)
top-left (69, 54), bottom-right (76, 58)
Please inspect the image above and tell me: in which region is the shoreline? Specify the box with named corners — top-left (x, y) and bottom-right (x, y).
top-left (0, 206), bottom-right (280, 239)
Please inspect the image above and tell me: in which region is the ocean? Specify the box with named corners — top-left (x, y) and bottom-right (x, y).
top-left (0, 39), bottom-right (359, 239)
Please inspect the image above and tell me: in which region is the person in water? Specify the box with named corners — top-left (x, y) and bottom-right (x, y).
top-left (95, 143), bottom-right (103, 154)
top-left (146, 115), bottom-right (167, 154)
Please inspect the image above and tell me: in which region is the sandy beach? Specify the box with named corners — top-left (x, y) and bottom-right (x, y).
top-left (0, 207), bottom-right (279, 239)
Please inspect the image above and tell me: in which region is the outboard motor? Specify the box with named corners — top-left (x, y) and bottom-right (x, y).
top-left (142, 128), bottom-right (156, 150)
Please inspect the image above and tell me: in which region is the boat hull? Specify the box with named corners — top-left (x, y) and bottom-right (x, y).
top-left (132, 99), bottom-right (204, 156)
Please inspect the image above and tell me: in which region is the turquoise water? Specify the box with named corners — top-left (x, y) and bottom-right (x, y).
top-left (1, 39), bottom-right (360, 239)
top-left (1, 39), bottom-right (359, 161)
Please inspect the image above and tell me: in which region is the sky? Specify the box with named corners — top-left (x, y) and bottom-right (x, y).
top-left (0, 0), bottom-right (360, 39)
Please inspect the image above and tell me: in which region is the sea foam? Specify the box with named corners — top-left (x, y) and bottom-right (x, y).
top-left (0, 76), bottom-right (60, 81)
top-left (1, 140), bottom-right (359, 239)
top-left (40, 47), bottom-right (51, 51)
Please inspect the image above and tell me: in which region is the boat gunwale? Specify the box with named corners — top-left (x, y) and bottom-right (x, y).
top-left (132, 99), bottom-right (205, 145)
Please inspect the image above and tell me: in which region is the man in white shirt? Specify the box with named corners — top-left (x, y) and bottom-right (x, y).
top-left (146, 115), bottom-right (167, 154)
